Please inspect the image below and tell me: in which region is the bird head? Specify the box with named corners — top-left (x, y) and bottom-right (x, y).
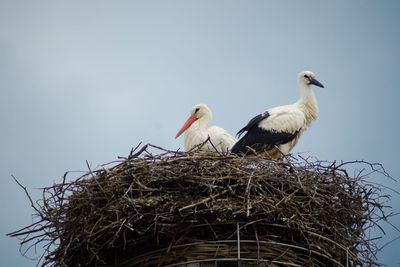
top-left (298, 71), bottom-right (324, 88)
top-left (175, 103), bottom-right (212, 139)
top-left (190, 103), bottom-right (212, 119)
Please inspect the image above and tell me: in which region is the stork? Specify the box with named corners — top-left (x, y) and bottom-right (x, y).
top-left (175, 103), bottom-right (237, 153)
top-left (231, 71), bottom-right (324, 159)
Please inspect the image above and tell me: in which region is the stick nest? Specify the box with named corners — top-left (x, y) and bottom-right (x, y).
top-left (9, 144), bottom-right (392, 267)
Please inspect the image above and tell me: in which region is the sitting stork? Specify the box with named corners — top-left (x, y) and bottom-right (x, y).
top-left (231, 71), bottom-right (325, 159)
top-left (175, 103), bottom-right (237, 153)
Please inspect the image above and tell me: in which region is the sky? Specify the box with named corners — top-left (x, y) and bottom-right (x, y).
top-left (0, 0), bottom-right (399, 266)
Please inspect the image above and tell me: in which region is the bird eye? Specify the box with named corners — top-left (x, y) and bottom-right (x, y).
top-left (304, 74), bottom-right (308, 78)
top-left (195, 108), bottom-right (200, 113)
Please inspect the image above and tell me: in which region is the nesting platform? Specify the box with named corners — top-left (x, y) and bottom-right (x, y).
top-left (9, 144), bottom-right (389, 266)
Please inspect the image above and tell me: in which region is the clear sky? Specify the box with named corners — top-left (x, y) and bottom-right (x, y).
top-left (1, 0), bottom-right (399, 266)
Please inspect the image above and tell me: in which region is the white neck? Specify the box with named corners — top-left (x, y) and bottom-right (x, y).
top-left (296, 82), bottom-right (319, 126)
top-left (192, 114), bottom-right (211, 130)
top-left (183, 113), bottom-right (212, 151)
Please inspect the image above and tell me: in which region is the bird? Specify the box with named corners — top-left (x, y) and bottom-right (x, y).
top-left (231, 71), bottom-right (325, 159)
top-left (175, 103), bottom-right (237, 153)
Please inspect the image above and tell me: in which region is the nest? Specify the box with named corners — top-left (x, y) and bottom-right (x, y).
top-left (9, 144), bottom-right (391, 267)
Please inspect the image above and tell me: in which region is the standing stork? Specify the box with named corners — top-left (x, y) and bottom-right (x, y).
top-left (231, 71), bottom-right (325, 159)
top-left (175, 103), bottom-right (237, 153)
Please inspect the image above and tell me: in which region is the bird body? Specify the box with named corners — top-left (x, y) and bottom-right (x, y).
top-left (175, 104), bottom-right (237, 153)
top-left (231, 71), bottom-right (324, 158)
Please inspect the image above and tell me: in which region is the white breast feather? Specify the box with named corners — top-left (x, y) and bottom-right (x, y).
top-left (259, 105), bottom-right (306, 133)
top-left (183, 123), bottom-right (207, 151)
top-left (208, 126), bottom-right (237, 152)
top-left (184, 124), bottom-right (237, 153)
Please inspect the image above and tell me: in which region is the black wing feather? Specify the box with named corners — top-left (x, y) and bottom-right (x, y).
top-left (232, 128), bottom-right (299, 154)
top-left (236, 112), bottom-right (270, 137)
top-left (232, 111), bottom-right (300, 155)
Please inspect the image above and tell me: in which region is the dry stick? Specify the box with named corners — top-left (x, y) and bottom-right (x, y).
top-left (205, 136), bottom-right (224, 156)
top-left (55, 171), bottom-right (69, 210)
top-left (147, 143), bottom-right (186, 156)
top-left (11, 175), bottom-right (41, 215)
top-left (179, 189), bottom-right (230, 212)
top-left (236, 222), bottom-right (241, 260)
top-left (204, 218), bottom-right (219, 239)
top-left (245, 172), bottom-right (254, 217)
top-left (129, 142), bottom-right (142, 157)
top-left (7, 220), bottom-right (46, 237)
top-left (186, 136), bottom-right (223, 156)
top-left (132, 143), bottom-right (148, 158)
top-left (253, 224), bottom-right (261, 262)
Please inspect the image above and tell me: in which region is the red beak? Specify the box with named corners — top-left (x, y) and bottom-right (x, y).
top-left (175, 115), bottom-right (197, 139)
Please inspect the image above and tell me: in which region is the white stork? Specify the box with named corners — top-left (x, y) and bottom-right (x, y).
top-left (231, 71), bottom-right (325, 159)
top-left (175, 103), bottom-right (237, 153)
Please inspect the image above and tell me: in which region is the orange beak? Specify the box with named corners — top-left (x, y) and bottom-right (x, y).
top-left (175, 115), bottom-right (197, 139)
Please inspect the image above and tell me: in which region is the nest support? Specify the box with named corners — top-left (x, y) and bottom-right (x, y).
top-left (121, 222), bottom-right (354, 267)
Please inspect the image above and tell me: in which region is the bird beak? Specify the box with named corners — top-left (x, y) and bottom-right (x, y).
top-left (310, 78), bottom-right (324, 88)
top-left (175, 115), bottom-right (198, 139)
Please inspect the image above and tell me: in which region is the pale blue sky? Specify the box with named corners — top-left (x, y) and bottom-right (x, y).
top-left (1, 0), bottom-right (399, 266)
